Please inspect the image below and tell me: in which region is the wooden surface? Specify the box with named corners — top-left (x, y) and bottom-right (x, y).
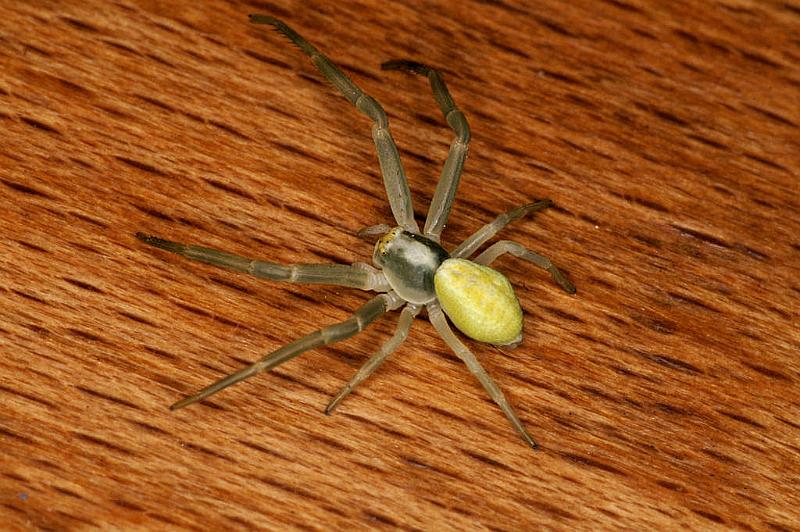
top-left (2, 0), bottom-right (799, 529)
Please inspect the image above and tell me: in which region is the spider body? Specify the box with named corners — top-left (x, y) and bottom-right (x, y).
top-left (137, 15), bottom-right (576, 449)
top-left (376, 228), bottom-right (522, 344)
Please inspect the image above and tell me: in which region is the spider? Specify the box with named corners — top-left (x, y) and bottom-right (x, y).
top-left (137, 15), bottom-right (576, 449)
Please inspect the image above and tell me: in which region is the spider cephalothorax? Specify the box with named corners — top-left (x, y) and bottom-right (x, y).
top-left (138, 15), bottom-right (575, 449)
top-left (373, 228), bottom-right (449, 304)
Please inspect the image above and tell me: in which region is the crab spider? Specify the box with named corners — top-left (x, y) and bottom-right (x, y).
top-left (137, 15), bottom-right (576, 450)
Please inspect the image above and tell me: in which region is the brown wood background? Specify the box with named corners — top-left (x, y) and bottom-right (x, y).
top-left (2, 0), bottom-right (798, 529)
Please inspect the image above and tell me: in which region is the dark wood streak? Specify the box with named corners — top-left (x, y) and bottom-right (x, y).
top-left (560, 452), bottom-right (628, 476)
top-left (12, 289), bottom-right (47, 304)
top-left (62, 277), bottom-right (104, 293)
top-left (117, 310), bottom-right (158, 326)
top-left (686, 133), bottom-right (729, 150)
top-left (271, 140), bottom-right (329, 164)
top-left (461, 448), bottom-right (514, 472)
top-left (488, 37), bottom-right (531, 59)
top-left (608, 190), bottom-right (669, 213)
top-left (540, 69), bottom-right (586, 87)
top-left (101, 38), bottom-right (141, 56)
top-left (744, 104), bottom-right (797, 128)
top-left (524, 499), bottom-right (578, 521)
top-left (176, 216), bottom-right (207, 231)
top-left (630, 348), bottom-right (703, 375)
top-left (600, 0), bottom-right (643, 14)
top-left (67, 327), bottom-right (111, 344)
top-left (20, 116), bottom-right (63, 135)
top-left (127, 419), bottom-right (169, 435)
top-left (208, 276), bottom-right (256, 295)
top-left (208, 120), bottom-right (251, 140)
top-left (116, 156), bottom-right (169, 177)
top-left (531, 15), bottom-right (577, 38)
top-left (264, 367), bottom-right (332, 397)
top-left (0, 426), bottom-right (35, 445)
top-left (672, 223), bottom-right (771, 261)
top-left (717, 410), bottom-right (766, 429)
top-left (2, 179), bottom-right (56, 199)
top-left (692, 509), bottom-right (726, 525)
top-left (237, 439), bottom-right (289, 460)
top-left (203, 178), bottom-right (257, 200)
top-left (112, 499), bottom-right (145, 511)
top-left (341, 412), bottom-right (413, 440)
top-left (181, 441), bottom-right (234, 462)
top-left (363, 510), bottom-right (400, 527)
top-left (73, 431), bottom-right (137, 457)
top-left (71, 211), bottom-right (109, 228)
top-left (142, 345), bottom-right (179, 361)
top-left (60, 16), bottom-right (99, 33)
top-left (743, 152), bottom-right (790, 173)
top-left (75, 385), bottom-right (142, 410)
top-left (171, 301), bottom-right (243, 328)
top-left (741, 361), bottom-right (792, 382)
top-left (254, 475), bottom-right (323, 502)
top-left (52, 485), bottom-right (86, 500)
top-left (145, 53), bottom-right (176, 67)
top-left (135, 93), bottom-right (177, 113)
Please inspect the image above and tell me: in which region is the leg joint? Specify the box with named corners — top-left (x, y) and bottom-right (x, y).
top-left (356, 95), bottom-right (388, 127)
top-left (446, 109), bottom-right (470, 144)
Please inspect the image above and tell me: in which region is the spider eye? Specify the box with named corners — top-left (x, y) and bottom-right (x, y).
top-left (376, 227), bottom-right (401, 257)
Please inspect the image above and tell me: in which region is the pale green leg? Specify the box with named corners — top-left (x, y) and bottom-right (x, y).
top-left (136, 233), bottom-right (389, 291)
top-left (171, 293), bottom-right (399, 410)
top-left (473, 240), bottom-right (576, 294)
top-left (356, 224), bottom-right (391, 239)
top-left (427, 303), bottom-right (538, 449)
top-left (250, 15), bottom-right (417, 232)
top-left (326, 304), bottom-right (420, 414)
top-left (451, 200), bottom-right (554, 259)
top-left (382, 60), bottom-right (470, 241)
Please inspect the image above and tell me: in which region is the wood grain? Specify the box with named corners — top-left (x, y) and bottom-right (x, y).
top-left (2, 0), bottom-right (798, 529)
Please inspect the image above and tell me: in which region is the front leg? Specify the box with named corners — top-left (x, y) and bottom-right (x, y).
top-left (249, 15), bottom-right (417, 233)
top-left (382, 60), bottom-right (471, 241)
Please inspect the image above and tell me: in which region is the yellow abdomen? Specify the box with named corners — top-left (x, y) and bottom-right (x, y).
top-left (433, 258), bottom-right (523, 346)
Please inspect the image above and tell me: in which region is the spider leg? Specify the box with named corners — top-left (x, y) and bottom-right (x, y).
top-left (356, 224), bottom-right (391, 240)
top-left (382, 60), bottom-right (470, 241)
top-left (249, 15), bottom-right (417, 233)
top-left (451, 200), bottom-right (554, 258)
top-left (427, 302), bottom-right (538, 449)
top-left (473, 240), bottom-right (576, 294)
top-left (136, 233), bottom-right (389, 291)
top-left (171, 293), bottom-right (401, 410)
top-left (325, 304), bottom-right (420, 414)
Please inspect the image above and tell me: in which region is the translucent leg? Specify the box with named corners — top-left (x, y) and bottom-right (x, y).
top-left (171, 293), bottom-right (400, 410)
top-left (136, 233), bottom-right (389, 291)
top-left (249, 15), bottom-right (417, 233)
top-left (473, 240), bottom-right (576, 294)
top-left (325, 304), bottom-right (420, 414)
top-left (427, 303), bottom-right (538, 449)
top-left (356, 224), bottom-right (391, 240)
top-left (452, 200), bottom-right (554, 259)
top-left (382, 60), bottom-right (470, 241)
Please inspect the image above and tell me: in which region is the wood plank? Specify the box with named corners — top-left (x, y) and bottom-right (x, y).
top-left (1, 0), bottom-right (798, 529)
